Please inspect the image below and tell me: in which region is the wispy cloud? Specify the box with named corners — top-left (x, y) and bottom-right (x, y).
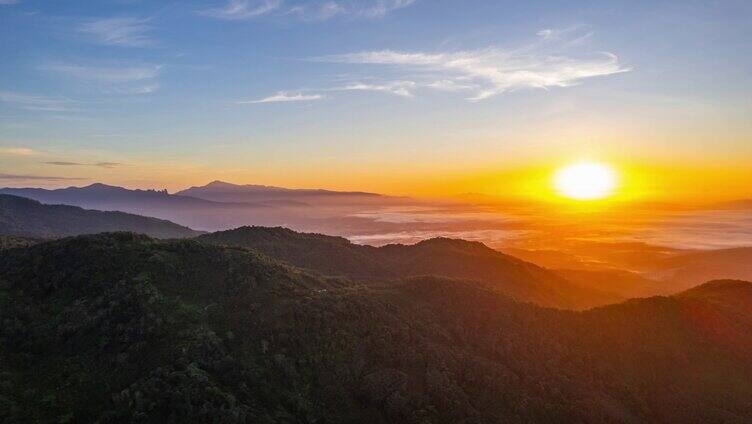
top-left (0, 173), bottom-right (85, 181)
top-left (338, 81), bottom-right (416, 97)
top-left (44, 63), bottom-right (161, 83)
top-left (199, 0), bottom-right (281, 20)
top-left (286, 2), bottom-right (345, 20)
top-left (358, 0), bottom-right (415, 18)
top-left (0, 147), bottom-right (36, 156)
top-left (44, 161), bottom-right (122, 168)
top-left (273, 29), bottom-right (629, 102)
top-left (78, 17), bottom-right (155, 48)
top-left (42, 62), bottom-right (162, 94)
top-left (238, 91), bottom-right (325, 104)
top-left (201, 0), bottom-right (415, 21)
top-left (0, 91), bottom-right (76, 112)
top-left (287, 0), bottom-right (415, 20)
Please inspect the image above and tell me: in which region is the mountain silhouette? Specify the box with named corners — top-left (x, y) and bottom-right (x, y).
top-left (0, 194), bottom-right (200, 239)
top-left (177, 180), bottom-right (388, 205)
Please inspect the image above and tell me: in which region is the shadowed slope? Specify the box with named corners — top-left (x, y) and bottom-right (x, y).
top-left (197, 226), bottom-right (620, 309)
top-left (0, 194), bottom-right (200, 239)
top-left (2, 234), bottom-right (752, 423)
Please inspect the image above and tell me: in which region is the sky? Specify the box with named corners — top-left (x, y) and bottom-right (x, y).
top-left (1, 0), bottom-right (751, 200)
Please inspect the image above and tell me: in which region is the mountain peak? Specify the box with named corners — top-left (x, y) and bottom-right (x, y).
top-left (81, 182), bottom-right (124, 191)
top-left (680, 279), bottom-right (752, 297)
top-left (205, 180), bottom-right (237, 187)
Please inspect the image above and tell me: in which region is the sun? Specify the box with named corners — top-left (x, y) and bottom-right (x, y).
top-left (553, 162), bottom-right (618, 200)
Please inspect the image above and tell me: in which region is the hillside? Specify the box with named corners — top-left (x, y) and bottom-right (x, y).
top-left (197, 226), bottom-right (621, 309)
top-left (2, 233), bottom-right (752, 423)
top-left (0, 194), bottom-right (200, 239)
top-left (0, 183), bottom-right (277, 231)
top-left (644, 248), bottom-right (752, 290)
top-left (557, 268), bottom-right (671, 298)
top-left (0, 234), bottom-right (40, 250)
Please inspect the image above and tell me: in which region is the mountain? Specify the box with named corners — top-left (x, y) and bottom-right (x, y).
top-left (556, 268), bottom-right (671, 298)
top-left (176, 180), bottom-right (391, 205)
top-left (0, 183), bottom-right (277, 231)
top-left (0, 194), bottom-right (200, 239)
top-left (644, 247), bottom-right (752, 290)
top-left (2, 233), bottom-right (752, 423)
top-left (196, 226), bottom-right (622, 309)
top-left (0, 183), bottom-right (228, 210)
top-left (0, 183), bottom-right (405, 233)
top-left (0, 234), bottom-right (40, 250)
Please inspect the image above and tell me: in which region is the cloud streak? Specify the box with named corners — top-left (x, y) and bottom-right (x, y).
top-left (78, 17), bottom-right (155, 48)
top-left (321, 48), bottom-right (629, 101)
top-left (0, 91), bottom-right (76, 112)
top-left (287, 0), bottom-right (416, 20)
top-left (44, 161), bottom-right (122, 168)
top-left (238, 91), bottom-right (325, 104)
top-left (338, 81), bottom-right (417, 97)
top-left (359, 0), bottom-right (415, 18)
top-left (252, 30), bottom-right (628, 103)
top-left (0, 147), bottom-right (36, 156)
top-left (201, 0), bottom-right (415, 21)
top-left (0, 173), bottom-right (85, 181)
top-left (199, 0), bottom-right (281, 20)
top-left (42, 63), bottom-right (162, 94)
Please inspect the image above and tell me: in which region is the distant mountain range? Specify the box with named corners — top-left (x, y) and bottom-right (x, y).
top-left (642, 247), bottom-right (752, 290)
top-left (0, 194), bottom-right (200, 239)
top-left (2, 232), bottom-right (751, 422)
top-left (0, 181), bottom-right (406, 232)
top-left (197, 226), bottom-right (624, 309)
top-left (177, 180), bottom-right (390, 205)
top-left (0, 183), bottom-right (234, 217)
top-left (509, 241), bottom-right (752, 292)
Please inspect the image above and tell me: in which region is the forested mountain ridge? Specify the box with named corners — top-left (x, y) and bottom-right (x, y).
top-left (0, 194), bottom-right (200, 239)
top-left (197, 226), bottom-right (621, 309)
top-left (0, 234), bottom-right (40, 250)
top-left (2, 233), bottom-right (752, 423)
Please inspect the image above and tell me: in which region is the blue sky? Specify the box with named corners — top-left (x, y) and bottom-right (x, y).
top-left (1, 0), bottom-right (751, 194)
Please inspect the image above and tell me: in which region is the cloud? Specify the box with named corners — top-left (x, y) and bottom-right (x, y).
top-left (199, 0), bottom-right (281, 20)
top-left (287, 0), bottom-right (415, 20)
top-left (537, 29), bottom-right (554, 39)
top-left (0, 173), bottom-right (85, 181)
top-left (314, 31), bottom-right (629, 101)
top-left (238, 91), bottom-right (325, 104)
top-left (0, 0), bottom-right (21, 5)
top-left (0, 91), bottom-right (75, 112)
top-left (423, 79), bottom-right (475, 92)
top-left (44, 63), bottom-right (161, 83)
top-left (44, 161), bottom-right (122, 168)
top-left (0, 147), bottom-right (36, 156)
top-left (338, 81), bottom-right (416, 97)
top-left (44, 161), bottom-right (83, 166)
top-left (359, 0), bottom-right (415, 18)
top-left (201, 0), bottom-right (415, 21)
top-left (286, 2), bottom-right (345, 20)
top-left (78, 17), bottom-right (155, 48)
top-left (42, 63), bottom-right (162, 94)
top-left (94, 162), bottom-right (122, 168)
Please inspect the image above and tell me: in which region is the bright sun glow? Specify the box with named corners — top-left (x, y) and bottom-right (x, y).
top-left (553, 162), bottom-right (618, 200)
